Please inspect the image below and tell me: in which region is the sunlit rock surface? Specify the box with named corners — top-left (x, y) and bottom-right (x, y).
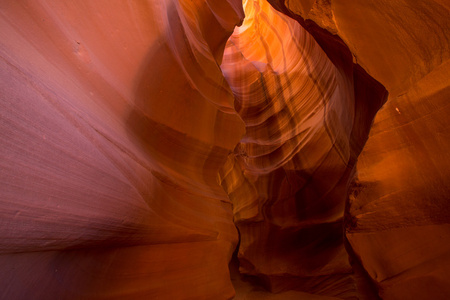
top-left (267, 0), bottom-right (450, 299)
top-left (347, 58), bottom-right (450, 300)
top-left (219, 0), bottom-right (385, 298)
top-left (1, 0), bottom-right (449, 299)
top-left (269, 0), bottom-right (450, 97)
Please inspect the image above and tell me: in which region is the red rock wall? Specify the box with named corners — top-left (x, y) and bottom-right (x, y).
top-left (267, 0), bottom-right (450, 299)
top-left (1, 0), bottom-right (449, 299)
top-left (347, 54), bottom-right (450, 300)
top-left (0, 1), bottom-right (245, 299)
top-left (219, 0), bottom-right (386, 298)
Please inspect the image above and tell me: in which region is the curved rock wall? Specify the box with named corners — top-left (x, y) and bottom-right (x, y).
top-left (347, 53), bottom-right (450, 300)
top-left (0, 1), bottom-right (245, 299)
top-left (219, 0), bottom-right (386, 298)
top-left (267, 0), bottom-right (450, 299)
top-left (1, 0), bottom-right (449, 299)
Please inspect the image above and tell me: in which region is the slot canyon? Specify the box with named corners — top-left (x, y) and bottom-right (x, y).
top-left (0, 0), bottom-right (449, 299)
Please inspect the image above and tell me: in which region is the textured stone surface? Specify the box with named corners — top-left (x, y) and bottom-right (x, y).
top-left (269, 0), bottom-right (450, 97)
top-left (0, 1), bottom-right (244, 299)
top-left (219, 0), bottom-right (386, 298)
top-left (347, 59), bottom-right (450, 300)
top-left (1, 0), bottom-right (449, 299)
top-left (266, 0), bottom-right (450, 299)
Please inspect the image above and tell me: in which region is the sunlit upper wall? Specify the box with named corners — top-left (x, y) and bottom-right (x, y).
top-left (222, 0), bottom-right (354, 174)
top-left (219, 0), bottom-right (359, 296)
top-left (231, 0), bottom-right (309, 73)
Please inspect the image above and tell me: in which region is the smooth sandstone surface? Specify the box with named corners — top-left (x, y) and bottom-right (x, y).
top-left (269, 0), bottom-right (450, 97)
top-left (1, 1), bottom-right (245, 299)
top-left (267, 0), bottom-right (450, 299)
top-left (1, 0), bottom-right (449, 299)
top-left (347, 59), bottom-right (450, 300)
top-left (219, 0), bottom-right (384, 298)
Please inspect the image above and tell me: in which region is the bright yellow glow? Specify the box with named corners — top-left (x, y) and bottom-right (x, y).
top-left (227, 0), bottom-right (308, 73)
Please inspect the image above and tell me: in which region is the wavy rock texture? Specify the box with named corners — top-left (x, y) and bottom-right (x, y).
top-left (0, 0), bottom-right (245, 299)
top-left (346, 55), bottom-right (450, 300)
top-left (1, 0), bottom-right (449, 299)
top-left (266, 0), bottom-right (450, 299)
top-left (219, 0), bottom-right (386, 298)
top-left (269, 0), bottom-right (450, 97)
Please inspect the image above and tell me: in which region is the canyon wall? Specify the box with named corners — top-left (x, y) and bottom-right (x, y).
top-left (1, 0), bottom-right (449, 299)
top-left (220, 0), bottom-right (386, 298)
top-left (267, 0), bottom-right (450, 299)
top-left (0, 1), bottom-right (245, 299)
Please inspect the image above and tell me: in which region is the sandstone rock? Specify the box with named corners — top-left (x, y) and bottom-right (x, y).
top-left (347, 59), bottom-right (450, 300)
top-left (1, 0), bottom-right (449, 299)
top-left (0, 0), bottom-right (244, 298)
top-left (219, 0), bottom-right (386, 298)
top-left (267, 0), bottom-right (450, 299)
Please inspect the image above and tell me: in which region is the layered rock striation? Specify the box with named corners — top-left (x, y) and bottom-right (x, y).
top-left (1, 0), bottom-right (449, 299)
top-left (220, 0), bottom-right (386, 298)
top-left (1, 1), bottom-right (245, 299)
top-left (266, 0), bottom-right (450, 299)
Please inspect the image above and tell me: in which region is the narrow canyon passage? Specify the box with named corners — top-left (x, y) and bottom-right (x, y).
top-left (0, 0), bottom-right (449, 299)
top-left (219, 0), bottom-right (385, 298)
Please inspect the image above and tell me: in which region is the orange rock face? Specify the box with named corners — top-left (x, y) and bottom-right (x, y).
top-left (267, 0), bottom-right (450, 299)
top-left (1, 0), bottom-right (449, 299)
top-left (220, 0), bottom-right (386, 298)
top-left (347, 53), bottom-right (450, 300)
